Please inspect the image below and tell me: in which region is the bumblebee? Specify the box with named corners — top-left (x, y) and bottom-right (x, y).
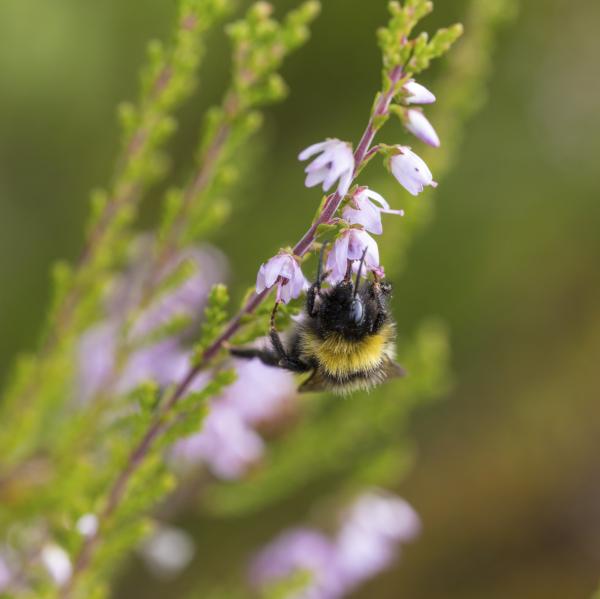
top-left (231, 247), bottom-right (405, 394)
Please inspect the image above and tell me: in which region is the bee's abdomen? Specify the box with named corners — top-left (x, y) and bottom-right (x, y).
top-left (322, 368), bottom-right (387, 393)
top-left (299, 323), bottom-right (396, 379)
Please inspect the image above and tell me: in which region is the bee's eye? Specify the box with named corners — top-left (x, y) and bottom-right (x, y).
top-left (350, 299), bottom-right (364, 325)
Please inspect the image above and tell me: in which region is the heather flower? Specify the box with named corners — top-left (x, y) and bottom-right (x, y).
top-left (342, 187), bottom-right (404, 235)
top-left (334, 492), bottom-right (421, 587)
top-left (326, 228), bottom-right (380, 284)
top-left (256, 252), bottom-right (307, 304)
top-left (117, 339), bottom-right (197, 395)
top-left (171, 357), bottom-right (296, 480)
top-left (403, 79), bottom-right (436, 104)
top-left (222, 358), bottom-right (296, 425)
top-left (41, 544), bottom-right (72, 587)
top-left (76, 243), bottom-right (226, 402)
top-left (139, 525), bottom-right (195, 579)
top-left (298, 139), bottom-right (355, 197)
top-left (76, 323), bottom-right (118, 403)
top-left (0, 556), bottom-right (11, 592)
top-left (172, 403), bottom-right (264, 480)
top-left (128, 245), bottom-right (226, 342)
top-left (406, 109), bottom-right (440, 147)
top-left (76, 514), bottom-right (99, 538)
top-left (249, 491), bottom-right (420, 599)
top-left (389, 146), bottom-right (437, 196)
top-left (249, 528), bottom-right (343, 599)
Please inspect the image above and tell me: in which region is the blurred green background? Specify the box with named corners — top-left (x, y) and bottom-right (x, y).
top-left (1, 0), bottom-right (599, 597)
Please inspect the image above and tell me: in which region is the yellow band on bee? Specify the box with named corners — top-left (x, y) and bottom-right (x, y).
top-left (300, 323), bottom-right (395, 378)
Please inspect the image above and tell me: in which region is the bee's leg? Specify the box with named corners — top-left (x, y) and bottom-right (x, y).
top-left (229, 346), bottom-right (282, 367)
top-left (371, 280), bottom-right (392, 333)
top-left (270, 302), bottom-right (311, 372)
top-left (306, 281), bottom-right (325, 318)
top-left (307, 243), bottom-right (330, 317)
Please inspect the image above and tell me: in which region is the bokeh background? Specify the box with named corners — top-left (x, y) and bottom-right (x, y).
top-left (1, 0), bottom-right (599, 597)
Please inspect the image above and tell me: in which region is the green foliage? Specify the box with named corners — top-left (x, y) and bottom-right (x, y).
top-left (378, 0), bottom-right (433, 71)
top-left (378, 0), bottom-right (462, 86)
top-left (0, 0), bottom-right (235, 469)
top-left (194, 284), bottom-right (230, 359)
top-left (261, 570), bottom-right (314, 599)
top-left (408, 24), bottom-right (464, 74)
top-left (227, 1), bottom-right (320, 107)
top-left (168, 0), bottom-right (321, 249)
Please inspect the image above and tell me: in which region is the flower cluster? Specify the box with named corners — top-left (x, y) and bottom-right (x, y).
top-left (77, 241), bottom-right (296, 481)
top-left (76, 242), bottom-right (227, 402)
top-left (249, 490), bottom-right (421, 598)
top-left (171, 356), bottom-right (296, 479)
top-left (256, 77), bottom-right (440, 300)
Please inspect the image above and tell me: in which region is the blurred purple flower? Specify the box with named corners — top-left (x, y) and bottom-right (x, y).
top-left (333, 491), bottom-right (421, 588)
top-left (0, 556), bottom-right (11, 592)
top-left (76, 243), bottom-right (226, 402)
top-left (77, 240), bottom-right (297, 481)
top-left (222, 358), bottom-right (296, 426)
top-left (403, 79), bottom-right (436, 104)
top-left (406, 109), bottom-right (440, 148)
top-left (129, 245), bottom-right (226, 342)
top-left (389, 146), bottom-right (437, 196)
top-left (256, 252), bottom-right (308, 304)
top-left (250, 528), bottom-right (343, 599)
top-left (76, 323), bottom-right (118, 403)
top-left (250, 490), bottom-right (420, 599)
top-left (172, 403), bottom-right (264, 480)
top-left (117, 340), bottom-right (195, 394)
top-left (172, 357), bottom-right (296, 480)
top-left (299, 139), bottom-right (355, 198)
top-left (342, 187), bottom-right (403, 235)
top-left (326, 228), bottom-right (380, 284)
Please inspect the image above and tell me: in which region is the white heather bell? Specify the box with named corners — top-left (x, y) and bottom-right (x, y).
top-left (298, 138), bottom-right (355, 197)
top-left (389, 146), bottom-right (437, 196)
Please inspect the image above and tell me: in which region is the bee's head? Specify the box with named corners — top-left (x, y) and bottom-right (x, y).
top-left (317, 280), bottom-right (367, 337)
top-left (317, 249), bottom-right (379, 339)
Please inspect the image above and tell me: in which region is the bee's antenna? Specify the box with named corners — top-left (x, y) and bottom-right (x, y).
top-left (354, 247), bottom-right (369, 297)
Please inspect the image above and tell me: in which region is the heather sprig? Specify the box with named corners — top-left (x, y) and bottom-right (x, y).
top-left (0, 0), bottom-right (234, 470)
top-left (55, 3), bottom-right (460, 594)
top-left (0, 1), bottom-right (320, 596)
top-left (253, 0), bottom-right (462, 322)
top-left (0, 0), bottom-right (518, 597)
